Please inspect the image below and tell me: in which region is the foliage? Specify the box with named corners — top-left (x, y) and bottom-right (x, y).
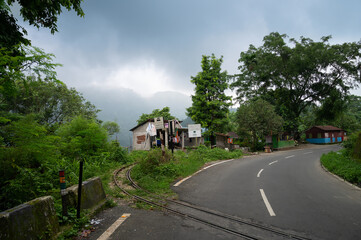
top-left (321, 151), bottom-right (361, 187)
top-left (128, 150), bottom-right (149, 163)
top-left (132, 146), bottom-right (243, 196)
top-left (222, 110), bottom-right (238, 133)
top-left (55, 206), bottom-right (90, 240)
top-left (231, 32), bottom-right (361, 134)
top-left (102, 121), bottom-right (120, 136)
top-left (4, 78), bottom-right (98, 126)
top-left (186, 54), bottom-right (232, 144)
top-left (56, 116), bottom-right (108, 158)
top-left (0, 114), bottom-right (130, 211)
top-left (353, 132), bottom-right (361, 160)
top-left (137, 106), bottom-right (177, 125)
top-left (236, 99), bottom-right (283, 150)
top-left (0, 0), bottom-right (84, 49)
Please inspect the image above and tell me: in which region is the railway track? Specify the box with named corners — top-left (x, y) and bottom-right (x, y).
top-left (113, 165), bottom-right (313, 240)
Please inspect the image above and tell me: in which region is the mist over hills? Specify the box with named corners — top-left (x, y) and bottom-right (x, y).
top-left (78, 87), bottom-right (192, 147)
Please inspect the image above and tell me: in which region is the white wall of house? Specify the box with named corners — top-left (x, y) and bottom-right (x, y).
top-left (132, 123), bottom-right (152, 151)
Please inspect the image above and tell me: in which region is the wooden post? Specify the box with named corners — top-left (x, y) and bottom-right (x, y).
top-left (165, 130), bottom-right (168, 149)
top-left (77, 159), bottom-right (83, 219)
top-left (181, 131), bottom-right (184, 150)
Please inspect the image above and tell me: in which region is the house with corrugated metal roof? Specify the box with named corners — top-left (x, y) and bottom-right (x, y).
top-left (129, 119), bottom-right (203, 151)
top-left (305, 125), bottom-right (345, 144)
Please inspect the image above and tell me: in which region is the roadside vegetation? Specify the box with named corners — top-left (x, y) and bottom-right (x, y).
top-left (2, 1), bottom-right (361, 238)
top-left (131, 146), bottom-right (243, 196)
top-left (321, 132), bottom-right (361, 187)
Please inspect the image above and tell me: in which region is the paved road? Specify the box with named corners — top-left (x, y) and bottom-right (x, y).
top-left (172, 144), bottom-right (361, 239)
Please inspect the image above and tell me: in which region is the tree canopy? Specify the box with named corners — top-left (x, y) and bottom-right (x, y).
top-left (137, 106), bottom-right (176, 125)
top-left (236, 99), bottom-right (283, 150)
top-left (231, 32), bottom-right (361, 134)
top-left (102, 121), bottom-right (120, 136)
top-left (186, 54), bottom-right (232, 143)
top-left (0, 0), bottom-right (85, 48)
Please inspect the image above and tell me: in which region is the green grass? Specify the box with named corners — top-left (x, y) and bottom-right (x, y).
top-left (321, 150), bottom-right (361, 187)
top-left (131, 146), bottom-right (243, 197)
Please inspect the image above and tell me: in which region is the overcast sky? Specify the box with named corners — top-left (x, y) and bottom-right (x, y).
top-left (14, 0), bottom-right (361, 146)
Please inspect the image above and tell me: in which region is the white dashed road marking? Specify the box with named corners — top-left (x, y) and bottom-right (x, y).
top-left (97, 214), bottom-right (131, 240)
top-left (285, 155), bottom-right (295, 159)
top-left (174, 159), bottom-right (235, 186)
top-left (257, 169), bottom-right (264, 178)
top-left (260, 189), bottom-right (276, 216)
top-left (268, 160), bottom-right (278, 165)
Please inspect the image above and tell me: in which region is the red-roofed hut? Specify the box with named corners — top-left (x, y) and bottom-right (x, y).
top-left (305, 125), bottom-right (345, 144)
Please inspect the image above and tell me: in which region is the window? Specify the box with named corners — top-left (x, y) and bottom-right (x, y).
top-left (317, 133), bottom-right (321, 138)
top-left (309, 133), bottom-right (312, 138)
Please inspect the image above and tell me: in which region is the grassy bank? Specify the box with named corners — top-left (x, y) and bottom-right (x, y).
top-left (131, 146), bottom-right (243, 196)
top-left (321, 150), bottom-right (361, 187)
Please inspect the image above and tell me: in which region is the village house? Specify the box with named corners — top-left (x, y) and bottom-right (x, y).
top-left (305, 125), bottom-right (345, 144)
top-left (129, 119), bottom-right (203, 151)
top-left (215, 132), bottom-right (240, 150)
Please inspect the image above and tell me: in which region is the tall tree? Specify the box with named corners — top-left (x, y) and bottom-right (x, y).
top-left (136, 107), bottom-right (176, 125)
top-left (186, 54), bottom-right (232, 144)
top-left (231, 32), bottom-right (361, 135)
top-left (237, 99), bottom-right (283, 150)
top-left (102, 121), bottom-right (120, 141)
top-left (0, 0), bottom-right (84, 48)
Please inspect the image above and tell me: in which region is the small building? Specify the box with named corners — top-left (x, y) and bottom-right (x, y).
top-left (215, 132), bottom-right (240, 150)
top-left (215, 132), bottom-right (230, 149)
top-left (129, 119), bottom-right (203, 151)
top-left (305, 125), bottom-right (345, 144)
top-left (266, 133), bottom-right (296, 150)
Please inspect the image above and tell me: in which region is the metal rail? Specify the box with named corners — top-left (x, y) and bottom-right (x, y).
top-left (125, 167), bottom-right (312, 240)
top-left (114, 166), bottom-right (312, 240)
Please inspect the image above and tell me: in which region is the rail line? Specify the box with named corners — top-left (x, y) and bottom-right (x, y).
top-left (113, 166), bottom-right (312, 240)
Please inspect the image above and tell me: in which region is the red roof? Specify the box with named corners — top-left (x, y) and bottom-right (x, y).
top-left (312, 125), bottom-right (343, 131)
top-left (215, 132), bottom-right (230, 137)
top-left (227, 132), bottom-right (239, 138)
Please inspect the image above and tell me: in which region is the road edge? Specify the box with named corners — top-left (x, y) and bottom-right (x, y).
top-left (319, 161), bottom-right (361, 191)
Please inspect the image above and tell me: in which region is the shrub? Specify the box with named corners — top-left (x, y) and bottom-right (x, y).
top-left (321, 151), bottom-right (361, 187)
top-left (352, 132), bottom-right (361, 161)
top-left (132, 146), bottom-right (243, 196)
top-left (138, 148), bottom-right (172, 175)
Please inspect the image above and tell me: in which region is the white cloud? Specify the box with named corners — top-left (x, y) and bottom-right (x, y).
top-left (88, 60), bottom-right (175, 97)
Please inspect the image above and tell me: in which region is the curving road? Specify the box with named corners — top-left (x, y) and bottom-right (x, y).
top-left (172, 144), bottom-right (361, 240)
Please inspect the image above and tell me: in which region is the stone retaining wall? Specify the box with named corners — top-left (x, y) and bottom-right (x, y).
top-left (0, 196), bottom-right (59, 240)
top-left (63, 176), bottom-right (106, 211)
top-left (0, 177), bottom-right (107, 239)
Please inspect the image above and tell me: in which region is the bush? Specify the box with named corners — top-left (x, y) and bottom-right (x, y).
top-left (321, 151), bottom-right (361, 187)
top-left (132, 146), bottom-right (243, 195)
top-left (342, 132), bottom-right (359, 154)
top-left (352, 132), bottom-right (361, 161)
top-left (138, 148), bottom-right (173, 175)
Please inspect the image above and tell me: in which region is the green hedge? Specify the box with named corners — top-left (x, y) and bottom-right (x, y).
top-left (321, 150), bottom-right (361, 187)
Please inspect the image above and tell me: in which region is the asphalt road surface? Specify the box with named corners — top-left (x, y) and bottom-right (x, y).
top-left (88, 144), bottom-right (361, 240)
top-left (172, 144), bottom-right (361, 240)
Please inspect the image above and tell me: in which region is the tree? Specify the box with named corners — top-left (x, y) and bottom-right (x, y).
top-left (56, 116), bottom-right (108, 158)
top-left (0, 0), bottom-right (84, 48)
top-left (231, 32), bottom-right (361, 135)
top-left (137, 107), bottom-right (176, 125)
top-left (0, 45), bottom-right (62, 112)
top-left (8, 78), bottom-right (99, 125)
top-left (186, 54), bottom-right (232, 144)
top-left (102, 121), bottom-right (120, 141)
top-left (236, 99), bottom-right (283, 150)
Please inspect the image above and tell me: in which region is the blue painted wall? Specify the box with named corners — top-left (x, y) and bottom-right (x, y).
top-left (306, 137), bottom-right (342, 144)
